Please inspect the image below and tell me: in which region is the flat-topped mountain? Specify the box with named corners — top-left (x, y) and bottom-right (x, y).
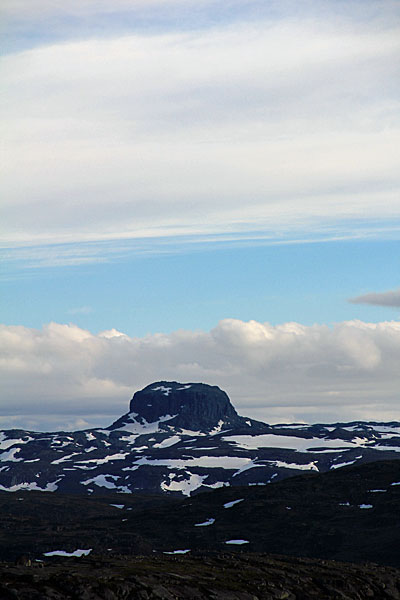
top-left (0, 381), bottom-right (399, 496)
top-left (110, 381), bottom-right (268, 433)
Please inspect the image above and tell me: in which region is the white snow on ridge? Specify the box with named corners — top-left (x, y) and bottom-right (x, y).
top-left (133, 455), bottom-right (254, 470)
top-left (330, 459), bottom-right (358, 470)
top-left (0, 435), bottom-right (33, 450)
top-left (233, 460), bottom-right (264, 478)
top-left (161, 473), bottom-right (208, 496)
top-left (177, 385), bottom-right (192, 390)
top-left (82, 474), bottom-right (119, 489)
top-left (114, 414), bottom-right (178, 434)
top-left (224, 499), bottom-right (244, 509)
top-left (152, 386), bottom-right (172, 396)
top-left (0, 479), bottom-right (60, 492)
top-left (268, 460), bottom-right (318, 471)
top-left (52, 452), bottom-right (80, 465)
top-left (153, 435), bottom-right (181, 449)
top-left (195, 518), bottom-right (215, 527)
top-left (225, 539), bottom-right (249, 545)
top-left (223, 434), bottom-right (369, 452)
top-left (77, 453), bottom-right (128, 465)
top-left (372, 445), bottom-right (400, 453)
top-left (0, 447), bottom-right (23, 462)
top-left (44, 549), bottom-right (92, 557)
top-left (164, 549), bottom-right (191, 554)
top-left (209, 420), bottom-right (225, 435)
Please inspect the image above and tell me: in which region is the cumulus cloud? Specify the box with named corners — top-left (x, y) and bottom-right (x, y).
top-left (1, 319), bottom-right (400, 431)
top-left (349, 288), bottom-right (400, 308)
top-left (1, 7), bottom-right (400, 252)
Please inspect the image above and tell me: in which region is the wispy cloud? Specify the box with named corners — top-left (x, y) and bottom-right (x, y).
top-left (1, 319), bottom-right (400, 430)
top-left (349, 289), bottom-right (400, 308)
top-left (1, 6), bottom-right (399, 254)
top-left (3, 221), bottom-right (400, 273)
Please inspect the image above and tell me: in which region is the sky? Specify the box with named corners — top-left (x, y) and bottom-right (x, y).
top-left (1, 0), bottom-right (400, 431)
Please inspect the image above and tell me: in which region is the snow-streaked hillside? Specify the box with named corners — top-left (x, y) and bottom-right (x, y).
top-left (0, 381), bottom-right (399, 496)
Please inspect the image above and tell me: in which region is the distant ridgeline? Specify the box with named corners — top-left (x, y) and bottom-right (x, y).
top-left (0, 381), bottom-right (400, 496)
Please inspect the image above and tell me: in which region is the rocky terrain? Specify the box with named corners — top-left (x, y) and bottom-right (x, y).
top-left (1, 381), bottom-right (400, 598)
top-left (0, 458), bottom-right (399, 568)
top-left (1, 381), bottom-right (400, 496)
top-left (1, 553), bottom-right (400, 600)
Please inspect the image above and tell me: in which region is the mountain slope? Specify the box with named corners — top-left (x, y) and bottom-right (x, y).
top-left (1, 381), bottom-right (400, 496)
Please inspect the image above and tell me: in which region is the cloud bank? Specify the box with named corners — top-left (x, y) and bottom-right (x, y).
top-left (349, 288), bottom-right (400, 308)
top-left (1, 319), bottom-right (400, 431)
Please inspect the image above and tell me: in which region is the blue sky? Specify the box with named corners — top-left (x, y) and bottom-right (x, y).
top-left (1, 0), bottom-right (400, 430)
top-left (2, 239), bottom-right (400, 337)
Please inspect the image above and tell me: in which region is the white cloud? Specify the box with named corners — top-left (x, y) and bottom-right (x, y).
top-left (1, 319), bottom-right (400, 431)
top-left (1, 11), bottom-right (399, 251)
top-left (349, 288), bottom-right (400, 308)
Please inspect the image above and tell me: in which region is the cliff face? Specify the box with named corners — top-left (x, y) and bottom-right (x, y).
top-left (125, 381), bottom-right (263, 432)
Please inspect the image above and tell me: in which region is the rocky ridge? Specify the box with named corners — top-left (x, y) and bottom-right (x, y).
top-left (1, 381), bottom-right (400, 496)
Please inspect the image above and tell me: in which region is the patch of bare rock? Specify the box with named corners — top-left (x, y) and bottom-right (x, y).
top-left (0, 553), bottom-right (399, 600)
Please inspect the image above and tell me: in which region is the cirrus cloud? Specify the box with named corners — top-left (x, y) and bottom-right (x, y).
top-left (1, 319), bottom-right (400, 431)
top-left (1, 8), bottom-right (400, 252)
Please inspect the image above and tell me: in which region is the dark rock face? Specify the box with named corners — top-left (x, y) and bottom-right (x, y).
top-left (128, 381), bottom-right (254, 431)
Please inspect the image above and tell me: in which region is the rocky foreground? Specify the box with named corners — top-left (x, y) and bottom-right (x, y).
top-left (1, 553), bottom-right (400, 600)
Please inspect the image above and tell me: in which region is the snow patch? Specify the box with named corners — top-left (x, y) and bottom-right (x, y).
top-left (224, 498), bottom-right (244, 509)
top-left (153, 435), bottom-right (181, 449)
top-left (51, 452), bottom-right (80, 465)
top-left (225, 539), bottom-right (249, 545)
top-left (44, 549), bottom-right (92, 557)
top-left (0, 447), bottom-right (23, 462)
top-left (0, 434), bottom-right (33, 450)
top-left (195, 518), bottom-right (215, 527)
top-left (330, 460), bottom-right (357, 470)
top-left (268, 460), bottom-right (318, 471)
top-left (135, 455), bottom-right (254, 470)
top-left (77, 453), bottom-right (128, 465)
top-left (161, 473), bottom-right (207, 496)
top-left (152, 385), bottom-right (172, 396)
top-left (223, 434), bottom-right (368, 452)
top-left (82, 474), bottom-right (120, 489)
top-left (0, 479), bottom-right (60, 492)
top-left (114, 414), bottom-right (178, 433)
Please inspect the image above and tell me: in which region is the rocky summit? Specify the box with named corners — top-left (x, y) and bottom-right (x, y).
top-left (110, 381), bottom-right (268, 433)
top-left (0, 381), bottom-right (400, 496)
